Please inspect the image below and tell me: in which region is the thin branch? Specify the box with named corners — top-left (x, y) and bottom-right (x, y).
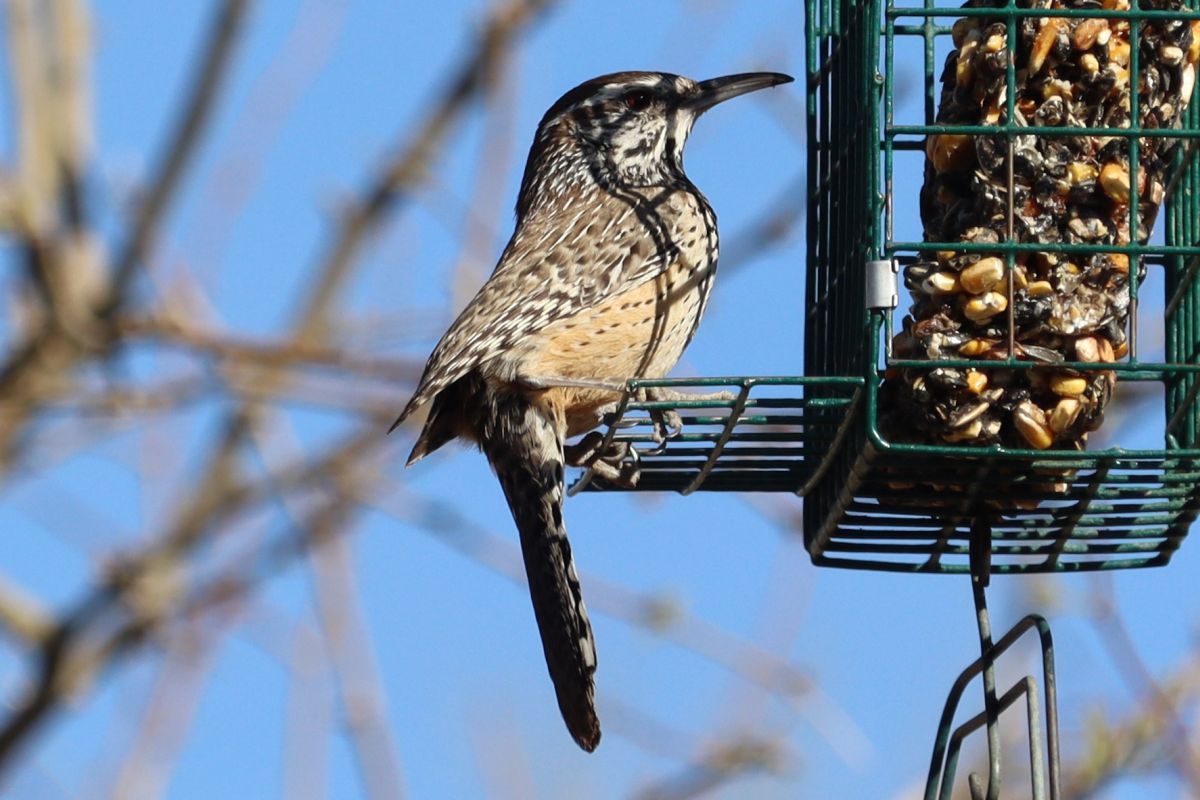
top-left (719, 176), bottom-right (804, 276)
top-left (108, 622), bottom-right (222, 800)
top-left (632, 735), bottom-right (789, 800)
top-left (0, 576), bottom-right (54, 647)
top-left (184, 0), bottom-right (349, 279)
top-left (0, 0), bottom-right (253, 476)
top-left (293, 0), bottom-right (559, 343)
top-left (281, 624), bottom-right (334, 800)
top-left (103, 0), bottom-right (254, 311)
top-left (0, 420), bottom-right (383, 775)
top-left (308, 527), bottom-right (407, 800)
top-left (119, 315), bottom-right (422, 383)
top-left (1086, 574), bottom-right (1200, 793)
top-left (1061, 657), bottom-right (1200, 797)
top-left (361, 480), bottom-right (815, 703)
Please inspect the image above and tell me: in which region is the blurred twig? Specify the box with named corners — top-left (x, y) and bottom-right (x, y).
top-left (0, 0), bottom-right (560, 781)
top-left (296, 0), bottom-right (558, 343)
top-left (362, 479), bottom-right (815, 703)
top-left (632, 734), bottom-right (790, 800)
top-left (720, 176), bottom-right (804, 276)
top-left (119, 315), bottom-right (423, 383)
top-left (0, 577), bottom-right (54, 648)
top-left (1059, 646), bottom-right (1200, 798)
top-left (1075, 574), bottom-right (1200, 796)
top-left (0, 0), bottom-right (252, 475)
top-left (281, 624), bottom-right (335, 800)
top-left (104, 0), bottom-right (253, 311)
top-left (308, 531), bottom-right (408, 800)
top-left (108, 621), bottom-right (222, 800)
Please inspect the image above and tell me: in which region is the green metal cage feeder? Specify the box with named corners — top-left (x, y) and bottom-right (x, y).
top-left (804, 0), bottom-right (1200, 577)
top-left (580, 0), bottom-right (1200, 574)
top-left (576, 1), bottom-right (1200, 797)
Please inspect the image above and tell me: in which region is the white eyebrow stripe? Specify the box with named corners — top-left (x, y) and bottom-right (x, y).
top-left (589, 76), bottom-right (667, 103)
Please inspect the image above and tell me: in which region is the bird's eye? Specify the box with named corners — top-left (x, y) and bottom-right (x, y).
top-left (623, 91), bottom-right (652, 111)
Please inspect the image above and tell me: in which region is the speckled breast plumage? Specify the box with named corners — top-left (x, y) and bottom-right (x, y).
top-left (514, 183), bottom-right (719, 435)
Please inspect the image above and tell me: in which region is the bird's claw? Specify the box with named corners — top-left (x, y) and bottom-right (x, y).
top-left (565, 431), bottom-right (641, 488)
top-left (646, 407), bottom-right (683, 454)
top-left (638, 386), bottom-right (736, 453)
top-left (581, 387), bottom-right (736, 473)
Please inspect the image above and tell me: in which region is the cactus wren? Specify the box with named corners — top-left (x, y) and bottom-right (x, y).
top-left (392, 70), bottom-right (792, 751)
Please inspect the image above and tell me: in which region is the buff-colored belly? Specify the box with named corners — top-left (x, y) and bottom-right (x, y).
top-left (527, 261), bottom-right (711, 436)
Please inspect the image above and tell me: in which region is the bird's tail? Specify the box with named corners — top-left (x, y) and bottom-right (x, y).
top-left (478, 389), bottom-right (601, 752)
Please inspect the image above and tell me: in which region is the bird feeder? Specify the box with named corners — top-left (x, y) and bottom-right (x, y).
top-left (576, 1), bottom-right (1200, 796)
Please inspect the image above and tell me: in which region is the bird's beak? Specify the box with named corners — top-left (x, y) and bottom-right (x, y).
top-left (686, 72), bottom-right (794, 114)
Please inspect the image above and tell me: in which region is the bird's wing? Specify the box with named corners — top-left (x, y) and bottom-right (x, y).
top-left (394, 189), bottom-right (685, 425)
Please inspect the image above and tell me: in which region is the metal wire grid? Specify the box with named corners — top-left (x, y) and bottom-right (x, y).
top-left (569, 377), bottom-right (862, 495)
top-left (808, 323), bottom-right (1200, 574)
top-left (926, 558), bottom-right (1061, 800)
top-left (566, 3), bottom-right (1197, 796)
top-left (577, 0), bottom-right (1200, 576)
top-left (800, 0), bottom-right (1200, 574)
top-left (805, 5), bottom-right (1197, 794)
top-left (880, 2), bottom-right (1200, 436)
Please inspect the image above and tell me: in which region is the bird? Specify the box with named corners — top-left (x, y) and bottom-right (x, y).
top-left (391, 70), bottom-right (793, 751)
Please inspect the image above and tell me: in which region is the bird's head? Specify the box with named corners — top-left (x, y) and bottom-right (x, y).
top-left (517, 70), bottom-right (792, 213)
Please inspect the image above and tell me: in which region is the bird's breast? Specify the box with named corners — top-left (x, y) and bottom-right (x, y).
top-left (525, 190), bottom-right (719, 435)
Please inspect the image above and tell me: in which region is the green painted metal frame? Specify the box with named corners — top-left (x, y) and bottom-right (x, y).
top-left (579, 0), bottom-right (1200, 577)
top-left (571, 3), bottom-right (1200, 796)
top-left (569, 376), bottom-right (863, 495)
top-left (804, 0), bottom-right (1200, 577)
top-left (925, 547), bottom-right (1060, 800)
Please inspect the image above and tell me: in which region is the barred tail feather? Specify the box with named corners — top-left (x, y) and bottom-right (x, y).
top-left (405, 387), bottom-right (458, 466)
top-left (479, 390), bottom-right (601, 752)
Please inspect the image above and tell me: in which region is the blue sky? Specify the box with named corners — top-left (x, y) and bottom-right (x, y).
top-left (1, 1), bottom-right (1197, 798)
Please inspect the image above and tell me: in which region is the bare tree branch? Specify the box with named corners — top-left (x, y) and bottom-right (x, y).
top-left (308, 530), bottom-right (408, 800)
top-left (293, 0), bottom-right (559, 343)
top-left (0, 0), bottom-right (254, 475)
top-left (103, 0), bottom-right (254, 311)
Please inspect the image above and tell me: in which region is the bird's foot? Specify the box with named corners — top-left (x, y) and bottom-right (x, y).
top-left (638, 386), bottom-right (737, 453)
top-left (565, 431), bottom-right (640, 487)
